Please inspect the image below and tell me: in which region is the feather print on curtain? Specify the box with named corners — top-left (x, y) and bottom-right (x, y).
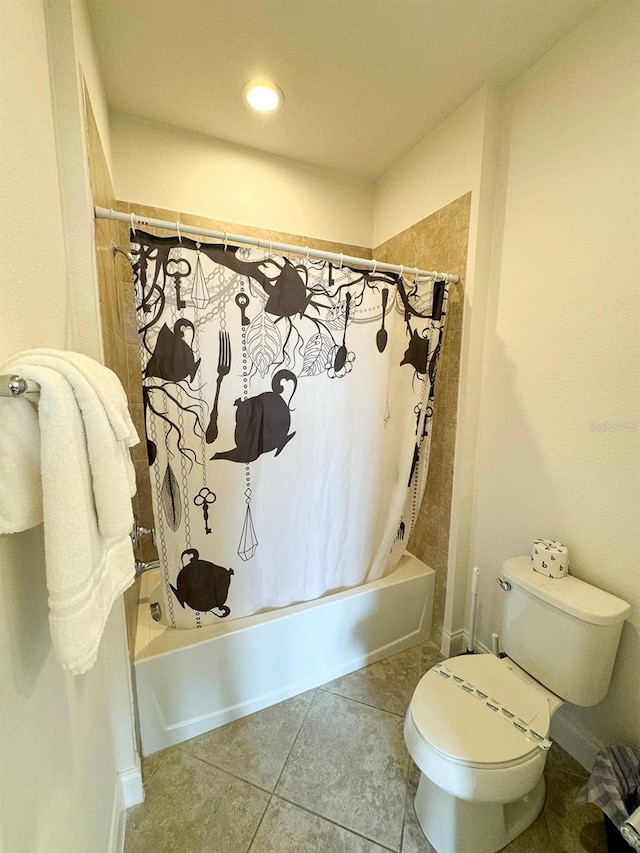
top-left (132, 231), bottom-right (450, 628)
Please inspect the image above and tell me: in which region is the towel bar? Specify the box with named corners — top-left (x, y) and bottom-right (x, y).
top-left (0, 374), bottom-right (40, 397)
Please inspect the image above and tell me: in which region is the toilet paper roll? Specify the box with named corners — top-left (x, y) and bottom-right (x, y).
top-left (531, 538), bottom-right (569, 578)
top-left (621, 805), bottom-right (640, 851)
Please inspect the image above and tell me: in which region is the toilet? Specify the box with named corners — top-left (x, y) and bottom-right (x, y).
top-left (405, 555), bottom-right (631, 853)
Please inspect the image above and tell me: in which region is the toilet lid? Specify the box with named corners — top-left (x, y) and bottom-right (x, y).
top-left (411, 655), bottom-right (551, 767)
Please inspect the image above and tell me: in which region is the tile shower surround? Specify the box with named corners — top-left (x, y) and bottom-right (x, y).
top-left (376, 194), bottom-right (470, 632)
top-left (124, 642), bottom-right (607, 853)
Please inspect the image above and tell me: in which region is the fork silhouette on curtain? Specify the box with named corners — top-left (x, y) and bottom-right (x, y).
top-left (205, 331), bottom-right (231, 444)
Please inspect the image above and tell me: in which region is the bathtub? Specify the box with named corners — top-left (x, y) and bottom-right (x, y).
top-left (134, 551), bottom-right (435, 756)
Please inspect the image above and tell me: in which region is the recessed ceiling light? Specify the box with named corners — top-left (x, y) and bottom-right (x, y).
top-left (242, 81), bottom-right (284, 113)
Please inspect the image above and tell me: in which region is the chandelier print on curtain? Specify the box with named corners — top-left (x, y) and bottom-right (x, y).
top-left (132, 231), bottom-right (449, 629)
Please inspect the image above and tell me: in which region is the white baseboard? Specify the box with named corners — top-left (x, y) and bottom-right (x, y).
top-left (438, 627), bottom-right (468, 657)
top-left (107, 757), bottom-right (144, 853)
top-left (107, 778), bottom-right (125, 853)
top-left (120, 755), bottom-right (144, 808)
top-left (442, 633), bottom-right (602, 771)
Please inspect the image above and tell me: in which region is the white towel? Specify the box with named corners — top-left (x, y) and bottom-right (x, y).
top-left (25, 348), bottom-right (138, 497)
top-left (0, 351), bottom-right (139, 674)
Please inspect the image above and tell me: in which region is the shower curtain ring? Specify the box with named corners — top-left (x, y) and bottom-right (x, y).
top-left (413, 267), bottom-right (419, 284)
top-left (305, 246), bottom-right (310, 263)
top-left (268, 241), bottom-right (273, 258)
top-left (223, 231), bottom-right (229, 251)
top-left (339, 254), bottom-right (344, 270)
top-left (130, 212), bottom-right (137, 235)
top-left (176, 221), bottom-right (182, 243)
top-left (372, 260), bottom-right (378, 275)
top-left (399, 265), bottom-right (404, 279)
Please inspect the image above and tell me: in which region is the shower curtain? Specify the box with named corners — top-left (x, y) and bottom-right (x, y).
top-left (132, 231), bottom-right (449, 628)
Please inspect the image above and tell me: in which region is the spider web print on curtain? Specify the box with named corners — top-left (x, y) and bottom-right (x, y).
top-left (132, 230), bottom-right (449, 629)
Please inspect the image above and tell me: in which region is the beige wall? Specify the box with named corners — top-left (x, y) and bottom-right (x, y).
top-left (111, 112), bottom-right (374, 247)
top-left (0, 2), bottom-right (68, 353)
top-left (0, 1), bottom-right (127, 850)
top-left (373, 88), bottom-right (487, 247)
top-left (471, 0), bottom-right (639, 747)
top-left (71, 0), bottom-right (112, 170)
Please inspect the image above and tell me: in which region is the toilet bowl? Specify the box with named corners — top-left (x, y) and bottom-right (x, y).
top-left (405, 654), bottom-right (555, 853)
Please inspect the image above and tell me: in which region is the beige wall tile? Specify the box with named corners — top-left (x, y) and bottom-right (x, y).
top-left (129, 401), bottom-right (146, 452)
top-left (378, 193), bottom-right (471, 634)
top-left (127, 345), bottom-right (144, 407)
top-left (123, 581), bottom-right (142, 652)
top-left (122, 288), bottom-right (139, 347)
top-left (133, 458), bottom-right (155, 530)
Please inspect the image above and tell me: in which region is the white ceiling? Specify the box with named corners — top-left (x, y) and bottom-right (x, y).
top-left (86, 0), bottom-right (605, 181)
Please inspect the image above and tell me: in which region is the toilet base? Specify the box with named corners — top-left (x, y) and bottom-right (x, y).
top-left (413, 772), bottom-right (546, 853)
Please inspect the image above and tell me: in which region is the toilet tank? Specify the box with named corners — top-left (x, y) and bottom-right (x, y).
top-left (501, 556), bottom-right (630, 707)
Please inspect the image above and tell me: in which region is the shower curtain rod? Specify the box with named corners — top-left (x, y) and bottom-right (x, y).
top-left (94, 206), bottom-right (459, 284)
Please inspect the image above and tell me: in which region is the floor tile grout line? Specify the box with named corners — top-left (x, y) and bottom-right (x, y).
top-left (541, 806), bottom-right (553, 845)
top-left (272, 791), bottom-right (400, 853)
top-left (245, 792), bottom-right (273, 853)
top-left (173, 747), bottom-right (276, 797)
top-left (316, 685), bottom-right (408, 718)
top-left (270, 686), bottom-right (408, 850)
top-left (139, 750), bottom-right (171, 788)
top-left (313, 642), bottom-right (440, 719)
top-left (399, 751), bottom-right (412, 852)
top-left (271, 687), bottom-right (318, 794)
top-left (171, 690), bottom-right (318, 794)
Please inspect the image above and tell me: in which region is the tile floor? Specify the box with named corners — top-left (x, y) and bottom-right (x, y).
top-left (125, 642), bottom-right (608, 853)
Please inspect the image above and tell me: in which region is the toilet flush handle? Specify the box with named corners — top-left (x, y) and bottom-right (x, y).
top-left (497, 577), bottom-right (511, 592)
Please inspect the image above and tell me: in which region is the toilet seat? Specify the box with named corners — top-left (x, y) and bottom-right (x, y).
top-left (412, 654), bottom-right (550, 766)
top-left (405, 655), bottom-right (551, 803)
